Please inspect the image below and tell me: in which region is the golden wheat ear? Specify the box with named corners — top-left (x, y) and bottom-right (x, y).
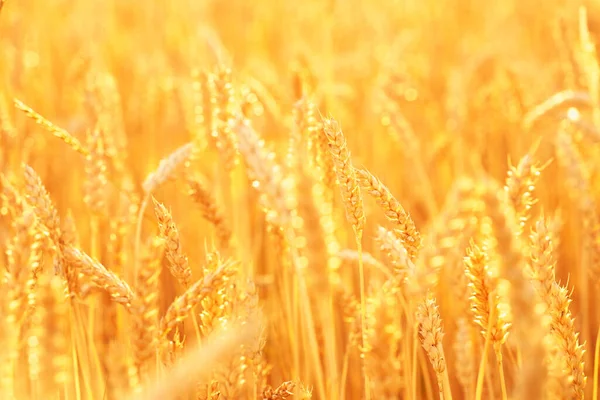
top-left (321, 117), bottom-right (364, 237)
top-left (416, 294), bottom-right (453, 400)
top-left (152, 197), bottom-right (192, 287)
top-left (14, 99), bottom-right (88, 156)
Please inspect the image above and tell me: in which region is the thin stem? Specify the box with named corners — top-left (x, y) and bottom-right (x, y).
top-left (134, 194), bottom-right (151, 287)
top-left (418, 350), bottom-right (434, 400)
top-left (356, 233), bottom-right (371, 400)
top-left (339, 336), bottom-right (351, 400)
top-left (593, 324), bottom-right (600, 400)
top-left (412, 318), bottom-right (418, 400)
top-left (581, 234), bottom-right (590, 351)
top-left (475, 301), bottom-right (494, 400)
top-left (190, 309), bottom-right (202, 345)
top-left (494, 343), bottom-right (507, 400)
top-left (285, 227), bottom-right (326, 400)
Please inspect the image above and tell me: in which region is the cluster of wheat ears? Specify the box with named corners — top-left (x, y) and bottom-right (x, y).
top-left (4, 0), bottom-right (600, 399)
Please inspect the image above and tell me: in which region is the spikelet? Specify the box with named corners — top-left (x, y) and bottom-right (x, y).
top-left (152, 197), bottom-right (192, 287)
top-left (356, 167), bottom-right (421, 259)
top-left (14, 99), bottom-right (88, 156)
top-left (321, 117), bottom-right (364, 237)
top-left (529, 218), bottom-right (586, 399)
top-left (142, 142), bottom-right (193, 194)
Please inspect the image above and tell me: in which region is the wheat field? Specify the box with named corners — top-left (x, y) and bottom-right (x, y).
top-left (2, 0), bottom-right (600, 399)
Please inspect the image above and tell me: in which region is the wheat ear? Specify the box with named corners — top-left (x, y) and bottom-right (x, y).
top-left (530, 218), bottom-right (586, 399)
top-left (159, 259), bottom-right (235, 340)
top-left (23, 164), bottom-right (61, 247)
top-left (187, 176), bottom-right (232, 248)
top-left (209, 66), bottom-right (239, 170)
top-left (262, 381), bottom-right (296, 399)
top-left (131, 236), bottom-right (165, 385)
top-left (152, 197), bottom-right (192, 287)
top-left (135, 142), bottom-right (193, 284)
top-left (416, 295), bottom-right (453, 400)
top-left (83, 126), bottom-right (108, 215)
top-left (235, 117), bottom-right (291, 226)
top-left (505, 144), bottom-right (547, 237)
top-left (356, 167), bottom-right (421, 259)
top-left (321, 117), bottom-right (364, 235)
top-left (62, 245), bottom-right (136, 309)
top-left (14, 98), bottom-right (88, 156)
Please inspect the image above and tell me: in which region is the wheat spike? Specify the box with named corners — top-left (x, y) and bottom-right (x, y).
top-left (14, 99), bottom-right (88, 156)
top-left (321, 117), bottom-right (364, 237)
top-left (530, 218), bottom-right (586, 399)
top-left (187, 176), bottom-right (232, 248)
top-left (142, 142), bottom-right (193, 194)
top-left (159, 258), bottom-right (236, 340)
top-left (152, 197), bottom-right (192, 287)
top-left (62, 245), bottom-right (136, 308)
top-left (416, 295), bottom-right (452, 400)
top-left (356, 167), bottom-right (421, 259)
